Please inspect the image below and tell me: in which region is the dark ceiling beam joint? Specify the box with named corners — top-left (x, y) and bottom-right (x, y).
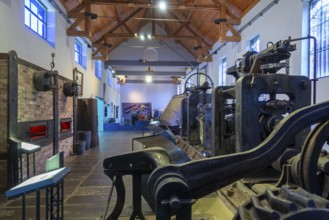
top-left (114, 71), bottom-right (186, 76)
top-left (89, 0), bottom-right (221, 11)
top-left (125, 80), bottom-right (174, 84)
top-left (107, 60), bottom-right (198, 67)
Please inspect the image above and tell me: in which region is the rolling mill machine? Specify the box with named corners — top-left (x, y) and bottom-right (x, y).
top-left (102, 38), bottom-right (329, 220)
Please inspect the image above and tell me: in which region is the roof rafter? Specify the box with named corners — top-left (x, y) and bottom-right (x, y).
top-left (90, 0), bottom-right (221, 11)
top-left (175, 40), bottom-right (197, 58)
top-left (217, 5), bottom-right (241, 42)
top-left (92, 33), bottom-right (110, 60)
top-left (105, 33), bottom-right (202, 40)
top-left (168, 11), bottom-right (212, 48)
top-left (212, 0), bottom-right (242, 19)
top-left (66, 0), bottom-right (92, 37)
top-left (173, 10), bottom-right (193, 36)
top-left (92, 7), bottom-right (144, 43)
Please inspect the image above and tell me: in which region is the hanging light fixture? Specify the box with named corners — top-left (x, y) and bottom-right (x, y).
top-left (158, 1), bottom-right (167, 10)
top-left (145, 75), bottom-right (153, 83)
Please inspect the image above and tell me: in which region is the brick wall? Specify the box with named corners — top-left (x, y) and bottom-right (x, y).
top-left (0, 54), bottom-right (74, 193)
top-left (0, 56), bottom-right (8, 153)
top-left (0, 55), bottom-right (8, 192)
top-left (17, 62), bottom-right (74, 180)
top-left (18, 64), bottom-right (53, 122)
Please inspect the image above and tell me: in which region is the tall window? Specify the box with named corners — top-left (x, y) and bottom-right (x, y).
top-left (24, 0), bottom-right (47, 39)
top-left (75, 40), bottom-right (82, 65)
top-left (95, 60), bottom-right (102, 79)
top-left (310, 0), bottom-right (329, 78)
top-left (250, 35), bottom-right (260, 52)
top-left (219, 57), bottom-right (227, 86)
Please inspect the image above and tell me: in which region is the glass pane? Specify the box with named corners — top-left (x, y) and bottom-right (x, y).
top-left (38, 8), bottom-right (45, 21)
top-left (31, 14), bottom-right (38, 32)
top-left (38, 21), bottom-right (43, 36)
top-left (222, 58), bottom-right (227, 86)
top-left (31, 3), bottom-right (37, 14)
top-left (75, 41), bottom-right (81, 53)
top-left (75, 53), bottom-right (79, 63)
top-left (310, 0), bottom-right (329, 78)
top-left (25, 9), bottom-right (30, 26)
top-left (250, 36), bottom-right (260, 52)
top-left (25, 0), bottom-right (30, 7)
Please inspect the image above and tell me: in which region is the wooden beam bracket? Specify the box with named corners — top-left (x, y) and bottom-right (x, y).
top-left (66, 0), bottom-right (92, 38)
top-left (218, 5), bottom-right (241, 43)
top-left (92, 35), bottom-right (110, 60)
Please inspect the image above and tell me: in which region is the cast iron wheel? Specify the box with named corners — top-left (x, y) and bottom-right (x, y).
top-left (184, 72), bottom-right (214, 94)
top-left (299, 120), bottom-right (329, 198)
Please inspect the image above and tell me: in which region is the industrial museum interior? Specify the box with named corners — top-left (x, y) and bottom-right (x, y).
top-left (1, 0), bottom-right (329, 219)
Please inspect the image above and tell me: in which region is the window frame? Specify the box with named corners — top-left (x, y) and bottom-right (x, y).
top-left (95, 60), bottom-right (102, 80)
top-left (24, 0), bottom-right (47, 39)
top-left (219, 57), bottom-right (227, 86)
top-left (250, 35), bottom-right (260, 52)
top-left (75, 40), bottom-right (83, 66)
top-left (309, 0), bottom-right (329, 79)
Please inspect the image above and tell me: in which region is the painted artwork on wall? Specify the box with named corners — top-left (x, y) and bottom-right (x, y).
top-left (122, 102), bottom-right (152, 124)
top-left (73, 68), bottom-right (83, 96)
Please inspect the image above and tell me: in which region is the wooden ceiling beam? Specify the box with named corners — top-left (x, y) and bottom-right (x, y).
top-left (66, 0), bottom-right (92, 38)
top-left (218, 5), bottom-right (241, 43)
top-left (169, 11), bottom-right (212, 48)
top-left (107, 60), bottom-right (198, 67)
top-left (134, 8), bottom-right (149, 33)
top-left (115, 71), bottom-right (186, 76)
top-left (175, 40), bottom-right (197, 58)
top-left (151, 9), bottom-right (155, 36)
top-left (67, 1), bottom-right (85, 13)
top-left (212, 0), bottom-right (242, 19)
top-left (92, 34), bottom-right (109, 60)
top-left (92, 7), bottom-right (144, 43)
top-left (113, 7), bottom-right (133, 34)
top-left (105, 33), bottom-right (202, 40)
top-left (123, 24), bottom-right (134, 34)
top-left (65, 0), bottom-right (83, 12)
top-left (89, 0), bottom-right (221, 11)
top-left (173, 10), bottom-right (193, 36)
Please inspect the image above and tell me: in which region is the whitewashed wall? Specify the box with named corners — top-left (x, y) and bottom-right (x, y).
top-left (0, 0), bottom-right (120, 107)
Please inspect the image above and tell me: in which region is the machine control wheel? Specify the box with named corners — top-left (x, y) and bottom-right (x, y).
top-left (184, 72), bottom-right (214, 94)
